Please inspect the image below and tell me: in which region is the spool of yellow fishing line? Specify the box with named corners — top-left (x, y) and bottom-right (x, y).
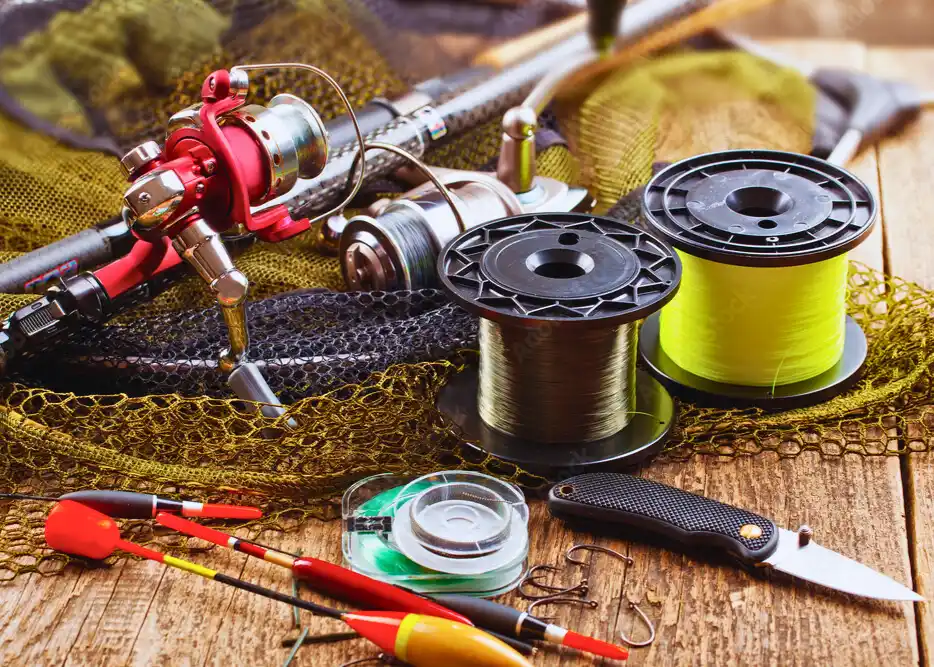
top-left (638, 150), bottom-right (877, 408)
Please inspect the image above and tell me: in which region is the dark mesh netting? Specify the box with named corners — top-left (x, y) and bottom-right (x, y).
top-left (10, 289), bottom-right (476, 400)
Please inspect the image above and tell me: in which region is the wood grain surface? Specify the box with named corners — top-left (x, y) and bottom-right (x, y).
top-left (868, 45), bottom-right (934, 667)
top-left (0, 39), bottom-right (930, 666)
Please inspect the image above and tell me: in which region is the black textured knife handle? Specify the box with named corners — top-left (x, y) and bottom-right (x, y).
top-left (548, 473), bottom-right (779, 564)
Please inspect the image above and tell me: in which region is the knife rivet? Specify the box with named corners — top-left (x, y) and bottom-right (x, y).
top-left (739, 524), bottom-right (762, 540)
top-left (797, 524), bottom-right (813, 547)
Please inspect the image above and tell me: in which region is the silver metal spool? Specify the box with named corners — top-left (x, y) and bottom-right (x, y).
top-left (340, 169), bottom-right (593, 291)
top-left (225, 95), bottom-right (329, 199)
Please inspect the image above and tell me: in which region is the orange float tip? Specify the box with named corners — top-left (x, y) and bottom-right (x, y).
top-left (45, 500), bottom-right (120, 560)
top-left (563, 630), bottom-right (629, 661)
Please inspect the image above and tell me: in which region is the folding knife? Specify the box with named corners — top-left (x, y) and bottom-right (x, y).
top-left (548, 472), bottom-right (922, 602)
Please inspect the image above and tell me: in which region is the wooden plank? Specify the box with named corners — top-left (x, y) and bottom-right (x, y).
top-left (868, 45), bottom-right (934, 667)
top-left (124, 542), bottom-right (245, 667)
top-left (201, 520), bottom-right (359, 667)
top-left (63, 561), bottom-right (165, 667)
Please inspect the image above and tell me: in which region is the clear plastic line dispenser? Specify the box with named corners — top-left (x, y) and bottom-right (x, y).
top-left (342, 470), bottom-right (529, 596)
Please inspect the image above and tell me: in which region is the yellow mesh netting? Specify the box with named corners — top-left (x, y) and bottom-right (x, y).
top-left (0, 0), bottom-right (930, 580)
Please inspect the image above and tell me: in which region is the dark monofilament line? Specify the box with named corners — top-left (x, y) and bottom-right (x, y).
top-left (213, 573), bottom-right (345, 620)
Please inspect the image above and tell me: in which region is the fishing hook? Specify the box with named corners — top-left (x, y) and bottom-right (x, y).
top-left (619, 600), bottom-right (656, 648)
top-left (518, 564), bottom-right (589, 600)
top-left (527, 595), bottom-right (599, 623)
top-left (565, 543), bottom-right (633, 588)
top-left (565, 544), bottom-right (634, 568)
top-left (525, 564), bottom-right (586, 592)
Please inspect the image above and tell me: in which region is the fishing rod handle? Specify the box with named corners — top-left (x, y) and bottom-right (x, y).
top-left (0, 217), bottom-right (133, 294)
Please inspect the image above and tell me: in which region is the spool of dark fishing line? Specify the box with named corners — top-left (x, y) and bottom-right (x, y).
top-left (638, 149), bottom-right (877, 408)
top-left (437, 212), bottom-right (681, 474)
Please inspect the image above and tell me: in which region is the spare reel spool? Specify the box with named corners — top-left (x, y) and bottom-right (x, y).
top-left (437, 212), bottom-right (682, 475)
top-left (638, 149), bottom-right (877, 408)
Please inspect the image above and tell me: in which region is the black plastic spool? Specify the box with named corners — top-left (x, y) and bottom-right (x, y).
top-left (437, 212), bottom-right (681, 476)
top-left (638, 149), bottom-right (878, 409)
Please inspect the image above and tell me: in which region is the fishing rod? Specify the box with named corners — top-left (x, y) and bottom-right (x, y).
top-left (0, 0), bottom-right (705, 403)
top-left (0, 0), bottom-right (700, 295)
top-left (0, 68), bottom-right (489, 295)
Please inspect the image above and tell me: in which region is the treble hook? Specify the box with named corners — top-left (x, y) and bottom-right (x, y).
top-left (619, 600), bottom-right (656, 648)
top-left (527, 595), bottom-right (599, 622)
top-left (518, 564), bottom-right (589, 600)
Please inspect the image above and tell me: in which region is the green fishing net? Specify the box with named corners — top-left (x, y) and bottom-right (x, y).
top-left (0, 0), bottom-right (928, 580)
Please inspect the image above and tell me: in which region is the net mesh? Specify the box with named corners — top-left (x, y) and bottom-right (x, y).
top-left (0, 0), bottom-right (930, 579)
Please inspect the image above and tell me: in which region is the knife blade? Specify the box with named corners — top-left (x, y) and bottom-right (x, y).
top-left (548, 472), bottom-right (922, 602)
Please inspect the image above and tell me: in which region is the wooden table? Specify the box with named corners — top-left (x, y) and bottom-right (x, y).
top-left (1, 38), bottom-right (932, 666)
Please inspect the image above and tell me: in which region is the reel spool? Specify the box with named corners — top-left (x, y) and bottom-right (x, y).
top-left (638, 149), bottom-right (877, 408)
top-left (437, 212), bottom-right (681, 475)
top-left (340, 170), bottom-right (593, 291)
top-left (160, 94), bottom-right (329, 202)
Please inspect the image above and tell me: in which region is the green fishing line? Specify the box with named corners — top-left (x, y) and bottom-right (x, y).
top-left (659, 251), bottom-right (849, 387)
top-left (346, 477), bottom-right (527, 595)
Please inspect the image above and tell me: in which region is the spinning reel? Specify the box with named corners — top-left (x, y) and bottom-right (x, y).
top-left (109, 63), bottom-right (368, 417)
top-left (119, 68), bottom-right (330, 376)
top-left (340, 168), bottom-right (592, 291)
top-left (336, 39), bottom-right (600, 292)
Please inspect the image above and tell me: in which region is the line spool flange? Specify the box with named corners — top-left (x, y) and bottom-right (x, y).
top-left (641, 149), bottom-right (876, 267)
top-left (638, 149), bottom-right (877, 408)
top-left (437, 212), bottom-right (681, 475)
